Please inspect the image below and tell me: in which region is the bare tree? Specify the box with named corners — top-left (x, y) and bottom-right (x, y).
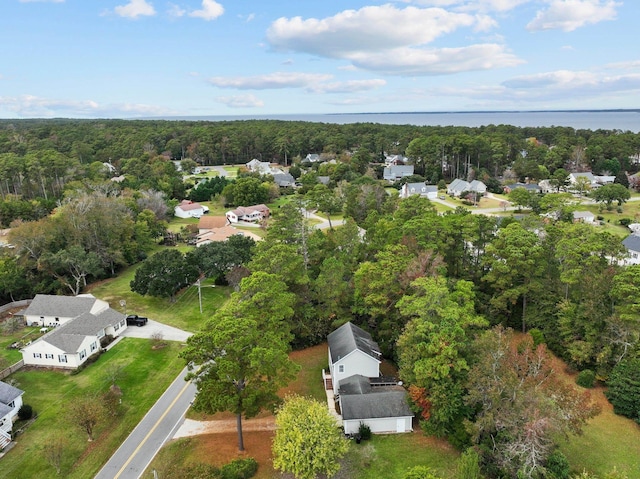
top-left (43, 434), bottom-right (67, 475)
top-left (67, 394), bottom-right (105, 441)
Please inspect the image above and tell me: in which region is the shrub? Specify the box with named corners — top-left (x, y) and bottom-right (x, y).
top-left (404, 466), bottom-right (443, 479)
top-left (576, 369), bottom-right (596, 388)
top-left (456, 448), bottom-right (482, 479)
top-left (597, 215), bottom-right (604, 221)
top-left (619, 218), bottom-right (632, 226)
top-left (547, 450), bottom-right (570, 479)
top-left (17, 404), bottom-right (33, 421)
top-left (358, 422), bottom-right (372, 441)
top-left (220, 457), bottom-right (258, 479)
top-left (529, 328), bottom-right (545, 347)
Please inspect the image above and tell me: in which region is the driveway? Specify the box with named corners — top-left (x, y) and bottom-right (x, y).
top-left (120, 319), bottom-right (193, 342)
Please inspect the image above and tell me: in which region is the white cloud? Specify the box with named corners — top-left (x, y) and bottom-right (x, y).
top-left (281, 59), bottom-right (294, 65)
top-left (189, 0), bottom-right (224, 21)
top-left (19, 0), bottom-right (64, 3)
top-left (215, 94), bottom-right (264, 108)
top-left (168, 3), bottom-right (186, 18)
top-left (402, 0), bottom-right (531, 12)
top-left (527, 0), bottom-right (620, 32)
top-left (114, 0), bottom-right (156, 19)
top-left (350, 44), bottom-right (522, 75)
top-left (603, 60), bottom-right (640, 71)
top-left (0, 95), bottom-right (172, 118)
top-left (267, 5), bottom-right (477, 58)
top-left (208, 72), bottom-right (332, 90)
top-left (265, 5), bottom-right (522, 76)
top-left (307, 79), bottom-right (387, 94)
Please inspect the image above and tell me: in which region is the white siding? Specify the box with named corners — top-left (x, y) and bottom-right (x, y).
top-left (331, 350), bottom-right (380, 394)
top-left (343, 416), bottom-right (413, 435)
top-left (25, 314), bottom-right (74, 327)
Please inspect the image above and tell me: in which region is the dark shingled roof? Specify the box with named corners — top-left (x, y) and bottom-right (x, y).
top-left (622, 234), bottom-right (640, 252)
top-left (0, 381), bottom-right (23, 406)
top-left (327, 322), bottom-right (381, 364)
top-left (340, 387), bottom-right (413, 420)
top-left (23, 294), bottom-right (98, 318)
top-left (338, 375), bottom-right (372, 395)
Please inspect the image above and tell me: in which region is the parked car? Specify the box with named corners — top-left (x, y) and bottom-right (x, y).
top-left (126, 314), bottom-right (148, 327)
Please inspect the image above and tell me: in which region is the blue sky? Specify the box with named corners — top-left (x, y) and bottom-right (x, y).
top-left (1, 0), bottom-right (639, 118)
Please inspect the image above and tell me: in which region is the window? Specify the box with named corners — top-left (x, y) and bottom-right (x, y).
top-left (79, 350), bottom-right (86, 360)
top-left (114, 323), bottom-right (120, 331)
top-left (55, 317), bottom-right (59, 322)
top-left (8, 401), bottom-right (14, 408)
top-left (90, 342), bottom-right (97, 352)
top-left (45, 353), bottom-right (54, 359)
top-left (58, 355), bottom-right (67, 363)
top-left (33, 353), bottom-right (42, 359)
top-left (338, 364), bottom-right (345, 373)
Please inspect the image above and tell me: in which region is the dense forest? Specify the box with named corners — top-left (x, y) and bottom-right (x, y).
top-left (2, 119), bottom-right (640, 477)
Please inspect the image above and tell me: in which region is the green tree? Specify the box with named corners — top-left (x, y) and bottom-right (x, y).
top-left (482, 222), bottom-right (545, 332)
top-left (591, 183), bottom-right (630, 209)
top-left (39, 245), bottom-right (104, 296)
top-left (130, 249), bottom-right (199, 302)
top-left (181, 272), bottom-right (299, 452)
top-left (396, 277), bottom-right (487, 436)
top-left (605, 357), bottom-right (640, 423)
top-left (67, 394), bottom-right (105, 442)
top-left (272, 396), bottom-right (349, 479)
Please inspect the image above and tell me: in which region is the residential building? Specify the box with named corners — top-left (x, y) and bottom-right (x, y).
top-left (225, 204), bottom-right (270, 224)
top-left (400, 182), bottom-right (438, 200)
top-left (383, 165), bottom-right (414, 182)
top-left (174, 200), bottom-right (207, 219)
top-left (0, 381), bottom-right (23, 448)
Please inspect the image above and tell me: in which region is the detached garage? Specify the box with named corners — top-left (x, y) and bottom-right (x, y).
top-left (338, 375), bottom-right (413, 435)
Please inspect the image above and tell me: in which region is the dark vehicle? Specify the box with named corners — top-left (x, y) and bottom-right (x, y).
top-left (126, 314), bottom-right (148, 327)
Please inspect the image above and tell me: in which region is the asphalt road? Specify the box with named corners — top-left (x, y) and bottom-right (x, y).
top-left (94, 366), bottom-right (197, 479)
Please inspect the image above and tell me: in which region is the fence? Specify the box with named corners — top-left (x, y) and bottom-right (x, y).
top-left (0, 360), bottom-right (24, 380)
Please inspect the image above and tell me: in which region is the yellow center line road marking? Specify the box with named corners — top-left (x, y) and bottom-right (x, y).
top-left (114, 380), bottom-right (192, 479)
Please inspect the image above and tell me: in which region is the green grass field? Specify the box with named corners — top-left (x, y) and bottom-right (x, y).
top-left (87, 266), bottom-right (231, 333)
top-left (0, 339), bottom-right (185, 479)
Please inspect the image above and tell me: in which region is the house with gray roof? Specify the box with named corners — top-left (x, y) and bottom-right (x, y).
top-left (573, 211), bottom-right (596, 224)
top-left (0, 381), bottom-right (24, 448)
top-left (326, 322), bottom-right (413, 434)
top-left (447, 178), bottom-right (487, 197)
top-left (622, 234), bottom-right (640, 265)
top-left (21, 294), bottom-right (127, 370)
top-left (272, 173), bottom-right (296, 188)
top-left (338, 375), bottom-right (413, 435)
top-left (400, 182), bottom-right (438, 200)
top-left (383, 165), bottom-right (414, 182)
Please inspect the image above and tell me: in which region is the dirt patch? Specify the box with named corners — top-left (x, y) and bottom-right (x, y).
top-left (179, 430), bottom-right (277, 478)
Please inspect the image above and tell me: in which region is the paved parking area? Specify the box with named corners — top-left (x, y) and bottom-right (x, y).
top-left (120, 319), bottom-right (193, 342)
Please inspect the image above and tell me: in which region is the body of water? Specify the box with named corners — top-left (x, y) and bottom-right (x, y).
top-left (163, 110), bottom-right (640, 133)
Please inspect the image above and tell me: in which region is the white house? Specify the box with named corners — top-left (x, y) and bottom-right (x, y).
top-left (304, 154), bottom-right (321, 163)
top-left (246, 159), bottom-right (273, 174)
top-left (21, 295), bottom-right (127, 370)
top-left (573, 211), bottom-right (596, 224)
top-left (174, 200), bottom-right (206, 219)
top-left (400, 183), bottom-right (438, 200)
top-left (447, 178), bottom-right (486, 197)
top-left (383, 165), bottom-right (414, 182)
top-left (225, 204), bottom-right (270, 224)
top-left (326, 322), bottom-right (413, 435)
top-left (622, 234), bottom-right (640, 265)
top-left (23, 294), bottom-right (109, 327)
top-left (327, 322), bottom-right (381, 395)
top-left (0, 381), bottom-right (24, 448)
top-left (569, 172), bottom-right (597, 187)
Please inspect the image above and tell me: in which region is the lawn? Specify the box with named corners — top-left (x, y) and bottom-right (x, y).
top-left (0, 338), bottom-right (185, 479)
top-left (0, 325), bottom-right (41, 366)
top-left (559, 386), bottom-right (640, 478)
top-left (87, 266), bottom-right (231, 333)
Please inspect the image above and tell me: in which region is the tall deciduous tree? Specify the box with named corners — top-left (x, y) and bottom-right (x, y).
top-left (181, 272), bottom-right (299, 452)
top-left (466, 327), bottom-right (600, 479)
top-left (67, 394), bottom-right (105, 442)
top-left (272, 395), bottom-right (349, 479)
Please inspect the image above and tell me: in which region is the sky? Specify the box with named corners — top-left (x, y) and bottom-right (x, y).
top-left (1, 0), bottom-right (639, 118)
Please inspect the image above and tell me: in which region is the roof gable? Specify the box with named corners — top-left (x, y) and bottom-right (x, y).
top-left (623, 234), bottom-right (640, 252)
top-left (0, 381), bottom-right (23, 405)
top-left (327, 322), bottom-right (381, 364)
